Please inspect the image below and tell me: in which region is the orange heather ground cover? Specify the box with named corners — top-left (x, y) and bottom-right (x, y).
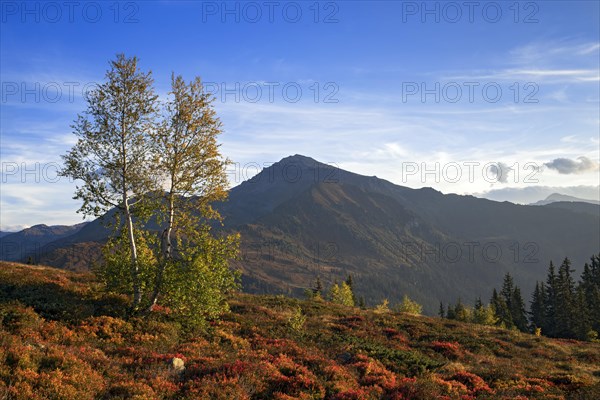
top-left (1, 262), bottom-right (599, 399)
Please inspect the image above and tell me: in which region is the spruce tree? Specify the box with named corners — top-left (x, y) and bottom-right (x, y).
top-left (314, 276), bottom-right (323, 299)
top-left (510, 287), bottom-right (529, 332)
top-left (580, 254), bottom-right (600, 334)
top-left (573, 286), bottom-right (592, 340)
top-left (530, 282), bottom-right (547, 333)
top-left (474, 297), bottom-right (483, 312)
top-left (446, 304), bottom-right (456, 319)
top-left (500, 273), bottom-right (515, 307)
top-left (555, 258), bottom-right (576, 338)
top-left (358, 296), bottom-right (366, 309)
top-left (473, 297), bottom-right (482, 322)
top-left (544, 261), bottom-right (558, 337)
top-left (345, 274), bottom-right (354, 290)
top-left (491, 288), bottom-right (513, 328)
top-left (495, 273), bottom-right (528, 331)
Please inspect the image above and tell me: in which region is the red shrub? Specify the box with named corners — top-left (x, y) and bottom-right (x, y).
top-left (351, 354), bottom-right (397, 391)
top-left (322, 363), bottom-right (360, 395)
top-left (78, 316), bottom-right (133, 344)
top-left (106, 380), bottom-right (156, 399)
top-left (431, 341), bottom-right (464, 359)
top-left (269, 354), bottom-right (324, 397)
top-left (332, 387), bottom-right (383, 400)
top-left (340, 315), bottom-right (365, 327)
top-left (221, 360), bottom-right (250, 377)
top-left (447, 371), bottom-right (493, 395)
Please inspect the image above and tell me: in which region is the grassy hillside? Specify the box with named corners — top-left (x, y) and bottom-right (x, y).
top-left (1, 262), bottom-right (599, 399)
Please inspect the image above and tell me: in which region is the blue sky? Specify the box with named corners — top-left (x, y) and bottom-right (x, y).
top-left (1, 1), bottom-right (599, 230)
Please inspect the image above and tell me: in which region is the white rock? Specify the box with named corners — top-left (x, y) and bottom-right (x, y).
top-left (170, 357), bottom-right (185, 373)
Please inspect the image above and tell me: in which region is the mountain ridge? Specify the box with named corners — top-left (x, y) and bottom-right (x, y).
top-left (1, 155), bottom-right (598, 313)
top-left (531, 192), bottom-right (600, 206)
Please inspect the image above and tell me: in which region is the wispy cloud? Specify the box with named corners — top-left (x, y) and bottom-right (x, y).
top-left (444, 68), bottom-right (599, 83)
top-left (444, 40), bottom-right (599, 84)
top-left (508, 40), bottom-right (600, 65)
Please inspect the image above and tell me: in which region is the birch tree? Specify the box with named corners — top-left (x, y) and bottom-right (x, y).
top-left (61, 54), bottom-right (158, 311)
top-left (62, 56), bottom-right (239, 324)
top-left (145, 74), bottom-right (238, 318)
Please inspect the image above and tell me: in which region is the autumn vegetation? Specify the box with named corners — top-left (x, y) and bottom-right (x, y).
top-left (2, 261), bottom-right (599, 399)
top-left (60, 54), bottom-right (239, 326)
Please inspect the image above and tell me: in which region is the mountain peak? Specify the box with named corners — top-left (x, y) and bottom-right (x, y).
top-left (276, 154), bottom-right (322, 168)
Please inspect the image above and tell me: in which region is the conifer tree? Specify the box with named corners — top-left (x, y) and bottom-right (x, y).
top-left (530, 282), bottom-right (547, 333)
top-left (496, 273), bottom-right (528, 331)
top-left (329, 283), bottom-right (340, 303)
top-left (487, 254), bottom-right (600, 340)
top-left (453, 298), bottom-right (471, 322)
top-left (339, 282), bottom-right (355, 306)
top-left (314, 276), bottom-right (324, 299)
top-left (329, 282), bottom-right (354, 306)
top-left (474, 297), bottom-right (483, 311)
top-left (544, 261), bottom-right (558, 337)
top-left (472, 297), bottom-right (495, 325)
top-left (500, 273), bottom-right (515, 308)
top-left (344, 274), bottom-right (356, 304)
top-left (510, 287), bottom-right (529, 332)
top-left (473, 302), bottom-right (497, 325)
top-left (554, 258), bottom-right (576, 338)
top-left (491, 288), bottom-right (513, 328)
top-left (573, 286), bottom-right (592, 340)
top-left (345, 274), bottom-right (353, 290)
top-left (358, 296), bottom-right (366, 309)
top-left (446, 304), bottom-right (456, 319)
top-left (580, 254), bottom-right (600, 334)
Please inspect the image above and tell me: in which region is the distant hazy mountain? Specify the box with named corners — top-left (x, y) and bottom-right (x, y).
top-left (0, 223), bottom-right (88, 262)
top-left (2, 155), bottom-right (599, 313)
top-left (531, 193), bottom-right (600, 206)
top-left (478, 185), bottom-right (600, 205)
